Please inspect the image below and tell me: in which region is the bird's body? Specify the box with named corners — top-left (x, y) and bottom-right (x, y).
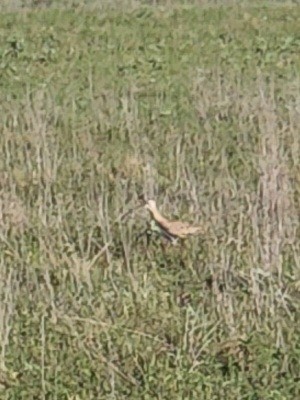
top-left (145, 200), bottom-right (203, 243)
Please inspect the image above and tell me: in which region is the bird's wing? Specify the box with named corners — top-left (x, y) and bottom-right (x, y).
top-left (186, 225), bottom-right (203, 235)
top-left (167, 221), bottom-right (203, 236)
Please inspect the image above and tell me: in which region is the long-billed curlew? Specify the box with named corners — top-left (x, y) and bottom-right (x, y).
top-left (145, 199), bottom-right (203, 244)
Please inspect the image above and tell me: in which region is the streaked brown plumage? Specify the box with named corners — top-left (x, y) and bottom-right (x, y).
top-left (145, 200), bottom-right (203, 242)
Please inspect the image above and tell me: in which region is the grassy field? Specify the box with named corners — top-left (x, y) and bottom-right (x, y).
top-left (0, 1), bottom-right (300, 398)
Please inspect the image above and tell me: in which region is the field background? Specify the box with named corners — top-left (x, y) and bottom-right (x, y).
top-left (0, 0), bottom-right (300, 398)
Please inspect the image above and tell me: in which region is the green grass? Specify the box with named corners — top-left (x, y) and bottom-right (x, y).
top-left (0, 1), bottom-right (300, 398)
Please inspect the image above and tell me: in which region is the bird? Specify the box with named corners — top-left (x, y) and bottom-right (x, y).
top-left (145, 199), bottom-right (203, 244)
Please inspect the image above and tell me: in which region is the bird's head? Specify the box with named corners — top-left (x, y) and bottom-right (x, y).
top-left (145, 199), bottom-right (157, 212)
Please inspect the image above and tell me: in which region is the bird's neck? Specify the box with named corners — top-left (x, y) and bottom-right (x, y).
top-left (149, 208), bottom-right (170, 227)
